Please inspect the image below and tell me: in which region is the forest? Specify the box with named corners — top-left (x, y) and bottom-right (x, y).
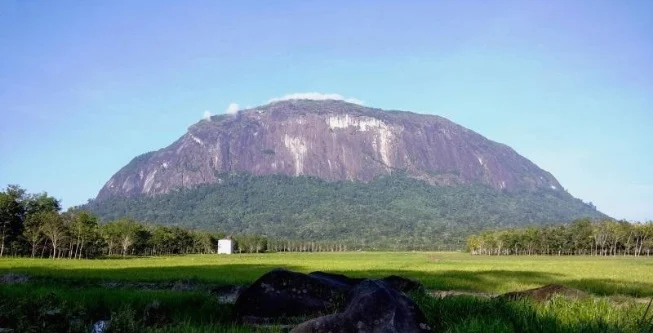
top-left (84, 172), bottom-right (605, 249)
top-left (0, 185), bottom-right (348, 259)
top-left (466, 218), bottom-right (653, 256)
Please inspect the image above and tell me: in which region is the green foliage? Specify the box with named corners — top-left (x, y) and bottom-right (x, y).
top-left (466, 219), bottom-right (653, 256)
top-left (0, 185), bottom-right (28, 257)
top-left (84, 173), bottom-right (605, 250)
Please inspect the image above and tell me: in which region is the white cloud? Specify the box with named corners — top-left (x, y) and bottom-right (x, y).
top-left (268, 92), bottom-right (364, 105)
top-left (225, 103), bottom-right (239, 114)
top-left (202, 110), bottom-right (213, 120)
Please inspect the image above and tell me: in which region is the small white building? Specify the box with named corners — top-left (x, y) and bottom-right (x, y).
top-left (217, 238), bottom-right (234, 254)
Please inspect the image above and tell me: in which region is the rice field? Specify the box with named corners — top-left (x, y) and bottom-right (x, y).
top-left (1, 252), bottom-right (652, 332)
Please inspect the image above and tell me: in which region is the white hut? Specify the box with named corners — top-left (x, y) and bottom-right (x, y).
top-left (217, 238), bottom-right (234, 254)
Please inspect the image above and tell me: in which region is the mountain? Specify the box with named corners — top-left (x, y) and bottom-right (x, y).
top-left (87, 99), bottom-right (606, 248)
top-left (98, 99), bottom-right (562, 199)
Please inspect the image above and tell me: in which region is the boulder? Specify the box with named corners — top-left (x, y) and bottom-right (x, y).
top-left (233, 269), bottom-right (351, 321)
top-left (290, 279), bottom-right (431, 333)
top-left (233, 269), bottom-right (428, 330)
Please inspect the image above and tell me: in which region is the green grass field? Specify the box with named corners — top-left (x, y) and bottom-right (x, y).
top-left (2, 252), bottom-right (653, 332)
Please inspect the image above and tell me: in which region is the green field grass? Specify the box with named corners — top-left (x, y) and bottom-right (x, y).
top-left (2, 252), bottom-right (653, 296)
top-left (2, 252), bottom-right (653, 332)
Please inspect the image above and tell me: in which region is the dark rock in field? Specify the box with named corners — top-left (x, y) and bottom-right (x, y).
top-left (500, 284), bottom-right (589, 302)
top-left (290, 279), bottom-right (431, 333)
top-left (0, 273), bottom-right (29, 284)
top-left (210, 285), bottom-right (247, 304)
top-left (234, 269), bottom-right (429, 332)
top-left (233, 269), bottom-right (350, 320)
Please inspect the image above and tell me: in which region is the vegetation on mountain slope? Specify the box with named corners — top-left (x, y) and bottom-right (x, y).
top-left (85, 173), bottom-right (605, 249)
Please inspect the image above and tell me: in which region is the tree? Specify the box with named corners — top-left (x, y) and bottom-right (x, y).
top-left (100, 222), bottom-right (121, 256)
top-left (23, 212), bottom-right (50, 257)
top-left (115, 218), bottom-right (141, 256)
top-left (41, 212), bottom-right (66, 259)
top-left (0, 185), bottom-right (26, 257)
top-left (24, 193), bottom-right (60, 216)
top-left (151, 225), bottom-right (173, 255)
top-left (20, 190), bottom-right (62, 258)
top-left (68, 210), bottom-right (99, 259)
top-left (570, 218), bottom-right (593, 255)
top-left (634, 222), bottom-right (653, 256)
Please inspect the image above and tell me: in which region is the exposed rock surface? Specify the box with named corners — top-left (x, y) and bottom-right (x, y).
top-left (97, 99), bottom-right (563, 199)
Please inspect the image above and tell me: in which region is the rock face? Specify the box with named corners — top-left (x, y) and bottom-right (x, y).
top-left (97, 99), bottom-right (562, 199)
top-left (233, 269), bottom-right (426, 332)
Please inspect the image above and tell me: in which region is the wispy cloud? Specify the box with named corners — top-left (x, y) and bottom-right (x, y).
top-left (202, 110), bottom-right (212, 120)
top-left (268, 92), bottom-right (364, 105)
top-left (225, 103), bottom-right (239, 114)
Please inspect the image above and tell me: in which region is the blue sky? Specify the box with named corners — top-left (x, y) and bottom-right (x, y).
top-left (0, 1), bottom-right (651, 220)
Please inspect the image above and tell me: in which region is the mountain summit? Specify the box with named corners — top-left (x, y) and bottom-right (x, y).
top-left (97, 99), bottom-right (562, 199)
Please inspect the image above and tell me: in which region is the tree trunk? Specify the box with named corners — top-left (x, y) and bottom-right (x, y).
top-left (78, 243), bottom-right (84, 259)
top-left (31, 240), bottom-right (39, 258)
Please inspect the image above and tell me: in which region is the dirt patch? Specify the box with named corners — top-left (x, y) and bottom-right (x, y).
top-left (0, 273), bottom-right (29, 284)
top-left (499, 284), bottom-right (589, 302)
top-left (429, 290), bottom-right (494, 299)
top-left (99, 280), bottom-right (199, 291)
top-left (428, 255), bottom-right (440, 262)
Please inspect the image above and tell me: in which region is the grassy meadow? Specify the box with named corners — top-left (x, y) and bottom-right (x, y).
top-left (1, 252), bottom-right (653, 332)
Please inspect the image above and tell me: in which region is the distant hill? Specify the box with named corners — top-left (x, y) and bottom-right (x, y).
top-left (86, 99), bottom-right (606, 248)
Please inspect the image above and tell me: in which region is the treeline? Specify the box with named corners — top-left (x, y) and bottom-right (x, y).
top-left (466, 218), bottom-right (653, 256)
top-left (0, 185), bottom-right (349, 259)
